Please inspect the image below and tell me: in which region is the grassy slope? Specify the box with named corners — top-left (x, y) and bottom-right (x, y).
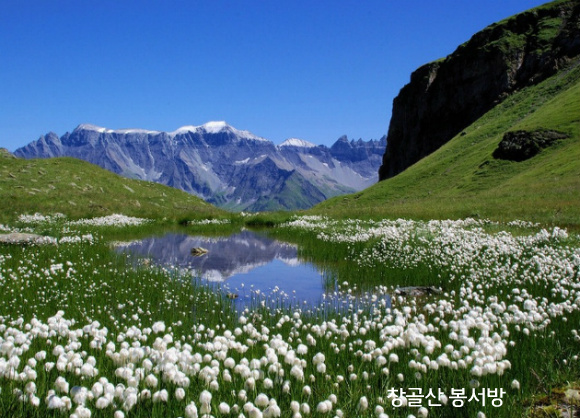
top-left (0, 154), bottom-right (226, 222)
top-left (312, 60), bottom-right (580, 226)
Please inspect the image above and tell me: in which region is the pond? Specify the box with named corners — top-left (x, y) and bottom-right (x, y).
top-left (116, 229), bottom-right (335, 308)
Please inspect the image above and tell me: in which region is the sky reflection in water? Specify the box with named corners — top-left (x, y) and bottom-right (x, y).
top-left (117, 230), bottom-right (329, 307)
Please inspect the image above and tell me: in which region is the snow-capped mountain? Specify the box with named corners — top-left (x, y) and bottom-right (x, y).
top-left (15, 122), bottom-right (386, 211)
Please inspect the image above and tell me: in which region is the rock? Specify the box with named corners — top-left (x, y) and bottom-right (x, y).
top-left (190, 247), bottom-right (209, 256)
top-left (0, 232), bottom-right (56, 245)
top-left (379, 1), bottom-right (580, 181)
top-left (493, 130), bottom-right (568, 161)
top-left (394, 286), bottom-right (442, 297)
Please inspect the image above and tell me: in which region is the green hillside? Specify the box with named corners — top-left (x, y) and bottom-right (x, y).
top-left (312, 59), bottom-right (580, 227)
top-left (0, 153), bottom-right (226, 222)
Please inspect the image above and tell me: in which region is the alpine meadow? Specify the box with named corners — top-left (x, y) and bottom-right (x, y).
top-left (1, 1), bottom-right (580, 418)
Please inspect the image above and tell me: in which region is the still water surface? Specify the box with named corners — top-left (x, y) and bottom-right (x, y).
top-left (116, 230), bottom-right (330, 307)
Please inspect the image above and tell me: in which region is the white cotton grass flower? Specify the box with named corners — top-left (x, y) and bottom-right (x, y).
top-left (264, 401), bottom-right (282, 418)
top-left (145, 373), bottom-right (158, 388)
top-left (238, 390), bottom-right (248, 402)
top-left (96, 396), bottom-right (111, 409)
top-left (282, 381), bottom-right (291, 394)
top-left (291, 365), bottom-right (305, 381)
top-left (185, 401), bottom-right (198, 418)
top-left (73, 405), bottom-right (92, 418)
top-left (152, 389), bottom-right (168, 403)
top-left (199, 402), bottom-right (212, 415)
top-left (219, 402), bottom-right (231, 414)
top-left (199, 390), bottom-right (212, 415)
top-left (175, 387), bottom-right (186, 401)
top-left (511, 379), bottom-right (521, 390)
top-left (255, 393), bottom-right (269, 408)
top-left (199, 390), bottom-right (212, 405)
top-left (316, 400), bottom-right (332, 413)
top-left (313, 352), bottom-right (325, 365)
top-left (152, 321), bottom-right (166, 333)
top-left (297, 344), bottom-right (308, 355)
top-left (47, 394), bottom-right (66, 410)
top-left (30, 395), bottom-right (41, 407)
top-left (359, 396), bottom-right (369, 410)
top-left (25, 382), bottom-right (37, 395)
top-left (290, 401), bottom-right (300, 413)
top-left (54, 376), bottom-right (69, 393)
top-left (244, 402), bottom-right (256, 413)
top-left (67, 214), bottom-right (150, 227)
top-left (224, 357), bottom-right (236, 368)
top-left (263, 378), bottom-right (274, 389)
top-left (209, 379), bottom-right (219, 391)
top-left (249, 408), bottom-right (264, 418)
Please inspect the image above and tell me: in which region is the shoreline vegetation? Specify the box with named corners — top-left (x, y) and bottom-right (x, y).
top-left (0, 212), bottom-right (579, 417)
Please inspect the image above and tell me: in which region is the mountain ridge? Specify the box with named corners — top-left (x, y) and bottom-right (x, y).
top-left (15, 122), bottom-right (386, 212)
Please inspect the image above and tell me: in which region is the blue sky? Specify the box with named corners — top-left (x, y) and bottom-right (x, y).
top-left (1, 0), bottom-right (548, 150)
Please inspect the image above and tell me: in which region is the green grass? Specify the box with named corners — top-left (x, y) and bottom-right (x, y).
top-left (0, 155), bottom-right (227, 223)
top-left (312, 59), bottom-right (580, 227)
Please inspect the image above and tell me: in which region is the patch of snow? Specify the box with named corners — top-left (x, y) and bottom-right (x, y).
top-left (228, 125), bottom-right (269, 142)
top-left (115, 128), bottom-right (160, 135)
top-left (75, 124), bottom-right (111, 133)
top-left (252, 154), bottom-right (268, 163)
top-left (171, 125), bottom-right (199, 135)
top-left (235, 158), bottom-right (250, 165)
top-left (75, 124), bottom-right (159, 135)
top-left (201, 121), bottom-right (228, 133)
top-left (170, 121), bottom-right (269, 142)
top-left (278, 138), bottom-right (316, 148)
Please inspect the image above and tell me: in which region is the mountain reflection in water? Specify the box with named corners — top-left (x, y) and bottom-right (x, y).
top-left (116, 230), bottom-right (327, 305)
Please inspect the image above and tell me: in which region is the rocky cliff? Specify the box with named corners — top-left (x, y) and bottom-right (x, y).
top-left (379, 0), bottom-right (580, 180)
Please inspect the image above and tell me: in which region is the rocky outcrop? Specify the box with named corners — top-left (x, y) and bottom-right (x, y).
top-left (379, 0), bottom-right (580, 180)
top-left (493, 129), bottom-right (569, 161)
